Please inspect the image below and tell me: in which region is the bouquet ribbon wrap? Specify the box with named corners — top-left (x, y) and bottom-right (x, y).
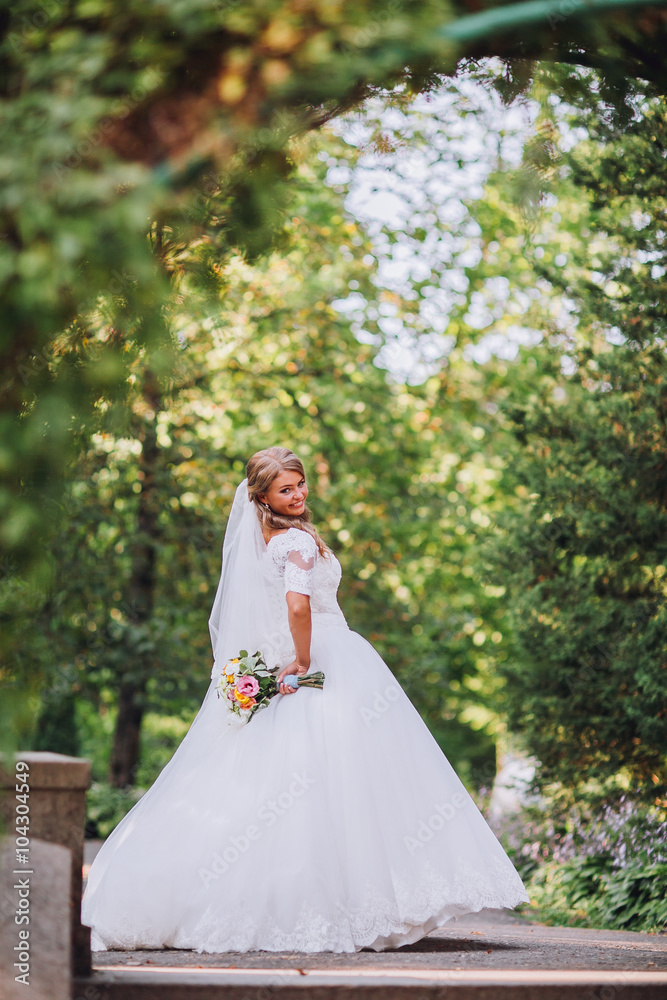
top-left (280, 672), bottom-right (325, 690)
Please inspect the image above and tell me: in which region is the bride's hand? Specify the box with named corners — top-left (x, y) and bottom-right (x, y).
top-left (276, 660), bottom-right (309, 694)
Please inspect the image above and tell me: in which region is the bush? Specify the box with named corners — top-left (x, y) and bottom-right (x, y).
top-left (526, 856), bottom-right (667, 933)
top-left (133, 712), bottom-right (193, 789)
top-left (84, 711), bottom-right (194, 837)
top-left (85, 781), bottom-right (144, 840)
top-left (499, 794), bottom-right (667, 933)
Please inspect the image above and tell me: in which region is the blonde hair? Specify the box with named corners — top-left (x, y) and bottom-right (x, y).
top-left (246, 447), bottom-right (329, 556)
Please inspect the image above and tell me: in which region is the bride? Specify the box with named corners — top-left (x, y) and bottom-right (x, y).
top-left (82, 446), bottom-right (529, 953)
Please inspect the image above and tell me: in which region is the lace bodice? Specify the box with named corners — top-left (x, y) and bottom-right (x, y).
top-left (265, 528), bottom-right (348, 653)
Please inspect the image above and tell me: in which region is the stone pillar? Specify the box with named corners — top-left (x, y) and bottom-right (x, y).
top-left (0, 839), bottom-right (71, 1000)
top-left (0, 751), bottom-right (91, 978)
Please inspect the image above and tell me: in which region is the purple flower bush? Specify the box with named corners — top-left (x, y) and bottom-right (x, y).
top-left (493, 793), bottom-right (667, 932)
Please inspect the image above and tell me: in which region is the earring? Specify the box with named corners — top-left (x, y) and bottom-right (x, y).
top-left (263, 502), bottom-right (271, 510)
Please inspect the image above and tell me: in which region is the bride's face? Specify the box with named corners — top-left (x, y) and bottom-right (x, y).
top-left (261, 470), bottom-right (308, 517)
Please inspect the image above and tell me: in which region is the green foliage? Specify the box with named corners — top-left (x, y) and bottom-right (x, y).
top-left (490, 343), bottom-right (667, 795)
top-left (33, 689), bottom-right (80, 758)
top-left (86, 782), bottom-right (144, 840)
top-left (76, 696), bottom-right (116, 782)
top-left (598, 863), bottom-right (667, 932)
top-left (481, 78), bottom-right (667, 802)
top-left (2, 0), bottom-right (666, 599)
top-left (499, 794), bottom-right (667, 932)
top-left (132, 713), bottom-right (194, 789)
top-left (527, 856), bottom-right (667, 933)
top-left (84, 711), bottom-right (193, 834)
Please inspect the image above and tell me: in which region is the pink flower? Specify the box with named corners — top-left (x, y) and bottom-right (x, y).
top-left (236, 675), bottom-right (259, 697)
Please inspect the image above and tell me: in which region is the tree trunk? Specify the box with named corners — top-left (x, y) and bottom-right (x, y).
top-left (109, 679), bottom-right (148, 788)
top-left (108, 368), bottom-right (162, 788)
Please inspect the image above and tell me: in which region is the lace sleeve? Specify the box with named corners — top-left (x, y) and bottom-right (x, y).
top-left (284, 532), bottom-right (318, 596)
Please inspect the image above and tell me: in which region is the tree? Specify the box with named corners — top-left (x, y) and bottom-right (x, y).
top-left (483, 75), bottom-right (667, 802)
top-left (3, 0), bottom-right (667, 588)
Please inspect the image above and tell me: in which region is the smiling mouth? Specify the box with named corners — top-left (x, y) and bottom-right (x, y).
top-left (290, 500), bottom-right (304, 508)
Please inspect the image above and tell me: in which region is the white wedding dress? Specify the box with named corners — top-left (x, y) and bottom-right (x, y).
top-left (82, 527), bottom-right (529, 953)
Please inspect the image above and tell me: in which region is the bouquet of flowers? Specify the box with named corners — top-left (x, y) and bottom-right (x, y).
top-left (215, 649), bottom-right (325, 723)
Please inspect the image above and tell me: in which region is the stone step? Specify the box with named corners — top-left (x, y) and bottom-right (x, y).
top-left (75, 966), bottom-right (667, 999)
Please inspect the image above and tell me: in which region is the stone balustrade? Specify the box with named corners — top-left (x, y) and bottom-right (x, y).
top-left (0, 750), bottom-right (92, 991)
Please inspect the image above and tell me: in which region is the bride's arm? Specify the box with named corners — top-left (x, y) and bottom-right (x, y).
top-left (287, 592), bottom-right (312, 670)
top-left (276, 592), bottom-right (311, 693)
top-left (276, 537), bottom-right (317, 693)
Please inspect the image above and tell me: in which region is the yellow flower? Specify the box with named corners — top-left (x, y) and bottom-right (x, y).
top-left (234, 690), bottom-right (252, 707)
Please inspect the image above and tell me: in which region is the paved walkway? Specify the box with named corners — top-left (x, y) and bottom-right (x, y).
top-left (91, 907), bottom-right (667, 973)
top-left (82, 840), bottom-right (667, 997)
